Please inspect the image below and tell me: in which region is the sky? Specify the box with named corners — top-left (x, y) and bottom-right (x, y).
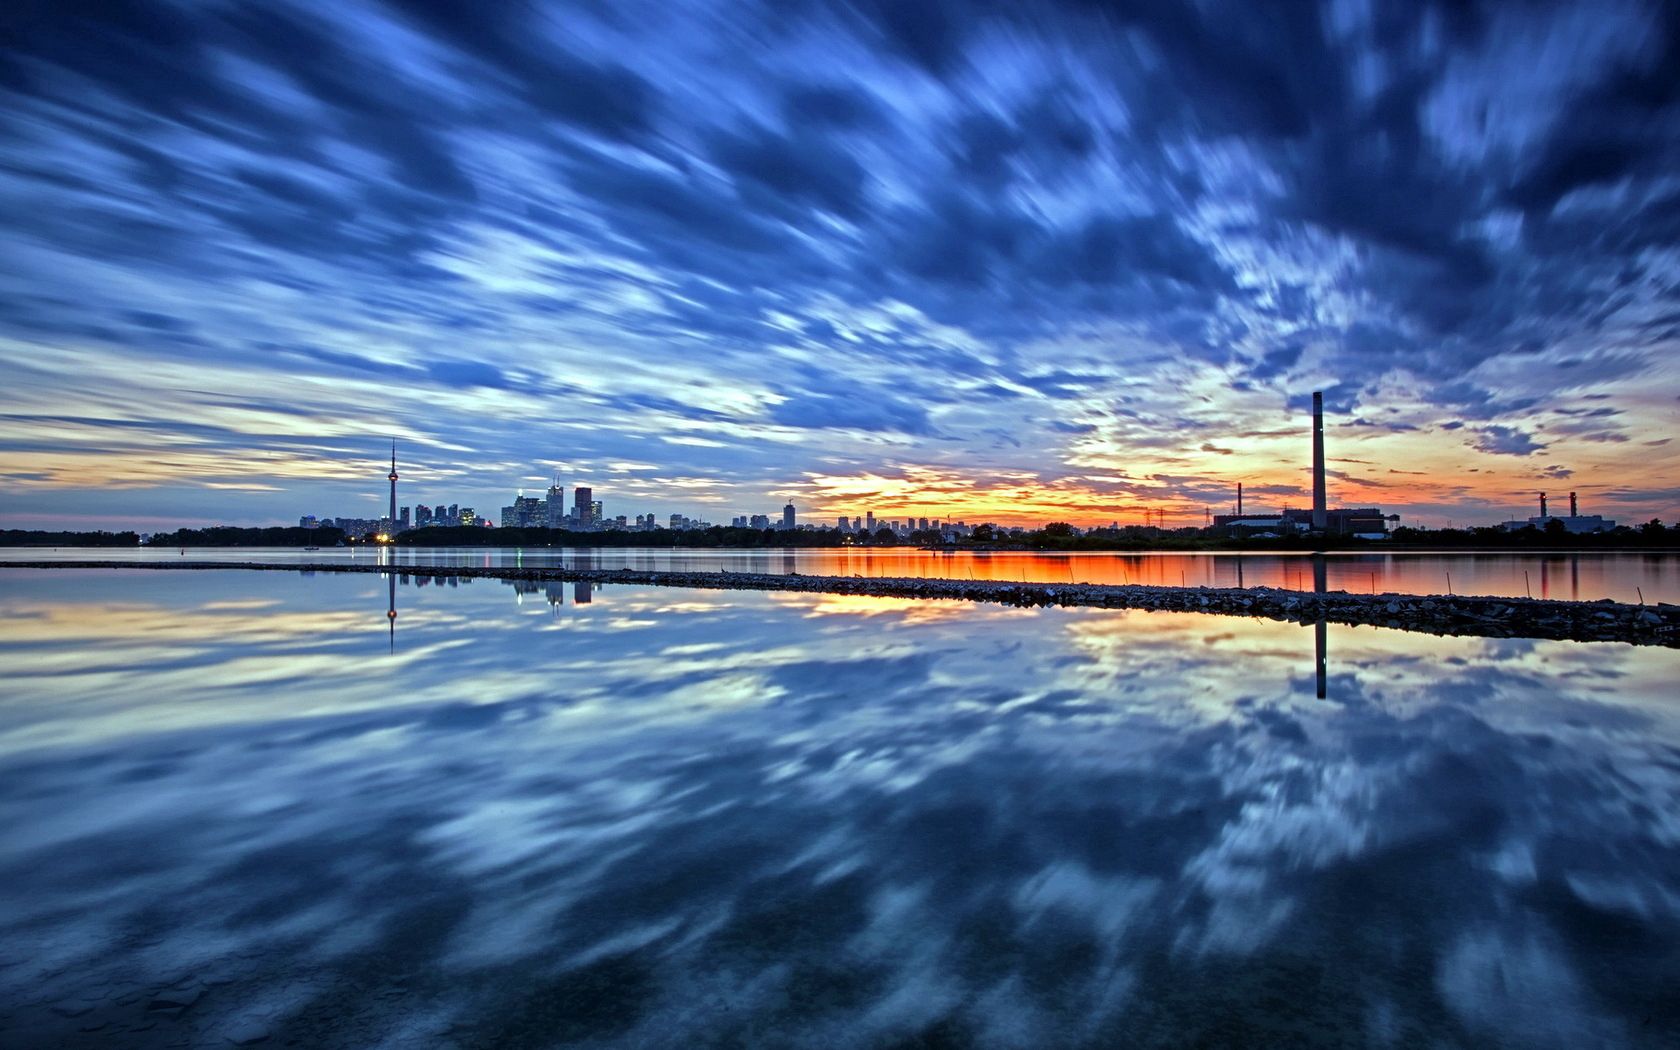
top-left (1, 0), bottom-right (1678, 531)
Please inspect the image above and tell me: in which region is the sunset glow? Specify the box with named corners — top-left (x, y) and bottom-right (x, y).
top-left (2, 2), bottom-right (1677, 530)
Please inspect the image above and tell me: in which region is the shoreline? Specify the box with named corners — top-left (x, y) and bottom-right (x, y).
top-left (5, 560), bottom-right (1678, 647)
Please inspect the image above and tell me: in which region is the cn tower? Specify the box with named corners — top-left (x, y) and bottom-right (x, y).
top-left (387, 439), bottom-right (399, 523)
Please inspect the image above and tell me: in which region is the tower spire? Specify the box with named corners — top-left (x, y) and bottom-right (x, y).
top-left (387, 438), bottom-right (399, 528)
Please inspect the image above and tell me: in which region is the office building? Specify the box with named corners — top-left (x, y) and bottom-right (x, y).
top-left (518, 496), bottom-right (543, 527)
top-left (546, 483), bottom-right (565, 528)
top-left (574, 486), bottom-right (594, 527)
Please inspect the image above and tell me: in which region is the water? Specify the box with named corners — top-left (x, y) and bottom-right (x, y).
top-left (4, 545), bottom-right (1678, 603)
top-left (1, 568), bottom-right (1677, 1048)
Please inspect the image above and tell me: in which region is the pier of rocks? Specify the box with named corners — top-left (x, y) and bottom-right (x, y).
top-left (9, 560), bottom-right (1680, 647)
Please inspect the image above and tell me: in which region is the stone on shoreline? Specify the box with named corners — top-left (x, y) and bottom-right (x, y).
top-left (5, 560), bottom-right (1678, 647)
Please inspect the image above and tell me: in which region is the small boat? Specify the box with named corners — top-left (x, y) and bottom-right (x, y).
top-left (303, 545), bottom-right (320, 551)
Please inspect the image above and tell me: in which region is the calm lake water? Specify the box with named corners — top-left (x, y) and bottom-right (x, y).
top-left (1, 568), bottom-right (1677, 1048)
top-left (5, 545), bottom-right (1678, 603)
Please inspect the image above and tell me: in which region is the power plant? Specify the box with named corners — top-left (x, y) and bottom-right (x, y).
top-left (1501, 491), bottom-right (1615, 534)
top-left (1212, 391), bottom-right (1395, 539)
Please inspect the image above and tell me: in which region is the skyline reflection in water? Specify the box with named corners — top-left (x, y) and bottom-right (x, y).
top-left (4, 546), bottom-right (1678, 604)
top-left (0, 568), bottom-right (1677, 1048)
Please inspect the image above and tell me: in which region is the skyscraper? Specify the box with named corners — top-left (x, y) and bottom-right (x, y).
top-left (782, 502), bottom-right (796, 530)
top-left (574, 486), bottom-right (593, 526)
top-left (546, 482), bottom-right (565, 529)
top-left (511, 495), bottom-right (544, 527)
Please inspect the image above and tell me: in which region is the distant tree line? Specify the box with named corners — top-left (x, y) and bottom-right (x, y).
top-left (397, 525), bottom-right (858, 548)
top-left (146, 526), bottom-right (346, 547)
top-left (1388, 519), bottom-right (1675, 548)
top-left (393, 519), bottom-right (1679, 551)
top-left (25, 519), bottom-right (1662, 552)
top-left (0, 529), bottom-right (139, 547)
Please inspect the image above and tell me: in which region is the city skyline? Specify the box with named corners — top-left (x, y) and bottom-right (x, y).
top-left (3, 2), bottom-right (1678, 532)
top-left (275, 398), bottom-right (1638, 537)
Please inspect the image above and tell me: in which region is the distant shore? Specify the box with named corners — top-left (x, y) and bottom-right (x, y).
top-left (7, 560), bottom-right (1677, 647)
top-left (7, 522), bottom-right (1680, 553)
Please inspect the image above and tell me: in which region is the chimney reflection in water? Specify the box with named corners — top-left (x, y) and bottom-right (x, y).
top-left (1313, 554), bottom-right (1327, 700)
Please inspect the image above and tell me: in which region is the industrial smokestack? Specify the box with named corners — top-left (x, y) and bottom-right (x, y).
top-left (1237, 482), bottom-right (1243, 516)
top-left (1539, 492), bottom-right (1548, 518)
top-left (1569, 492), bottom-right (1577, 517)
top-left (1311, 391), bottom-right (1327, 531)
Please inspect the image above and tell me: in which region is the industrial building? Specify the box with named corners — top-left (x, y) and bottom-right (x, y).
top-left (1501, 492), bottom-right (1615, 533)
top-left (1211, 391), bottom-right (1396, 539)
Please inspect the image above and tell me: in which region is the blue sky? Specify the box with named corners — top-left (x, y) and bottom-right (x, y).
top-left (1, 0), bottom-right (1677, 529)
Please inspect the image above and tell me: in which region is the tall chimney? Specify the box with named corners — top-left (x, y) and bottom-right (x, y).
top-left (1569, 492), bottom-right (1577, 517)
top-left (1237, 482), bottom-right (1244, 516)
top-left (1311, 391), bottom-right (1327, 531)
top-left (1539, 492), bottom-right (1548, 518)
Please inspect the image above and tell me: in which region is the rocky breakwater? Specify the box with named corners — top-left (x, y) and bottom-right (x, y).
top-left (5, 560), bottom-right (1680, 646)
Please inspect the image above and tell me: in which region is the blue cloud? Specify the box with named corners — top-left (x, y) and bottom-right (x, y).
top-left (0, 0), bottom-right (1676, 526)
top-left (1472, 426), bottom-right (1548, 457)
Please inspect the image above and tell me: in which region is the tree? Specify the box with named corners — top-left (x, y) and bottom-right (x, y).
top-left (971, 524), bottom-right (995, 542)
top-left (1043, 522), bottom-right (1074, 538)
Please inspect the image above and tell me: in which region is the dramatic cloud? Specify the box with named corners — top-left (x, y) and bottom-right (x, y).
top-left (0, 0), bottom-right (1677, 528)
top-left (1473, 427), bottom-right (1548, 457)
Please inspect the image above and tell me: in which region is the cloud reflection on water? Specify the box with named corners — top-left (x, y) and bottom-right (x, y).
top-left (0, 569), bottom-right (1675, 1048)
